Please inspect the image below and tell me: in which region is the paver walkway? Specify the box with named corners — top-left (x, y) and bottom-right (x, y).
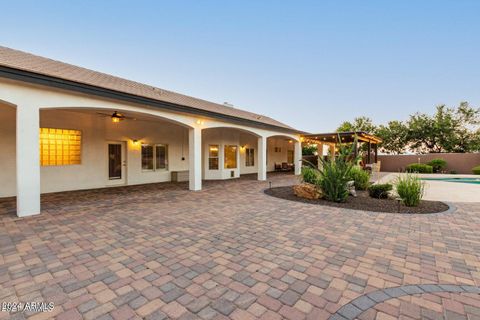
top-left (0, 174), bottom-right (479, 319)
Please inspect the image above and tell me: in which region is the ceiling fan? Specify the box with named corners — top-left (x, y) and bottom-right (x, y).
top-left (96, 111), bottom-right (136, 123)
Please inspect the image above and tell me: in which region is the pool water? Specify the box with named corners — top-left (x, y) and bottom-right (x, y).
top-left (421, 177), bottom-right (480, 185)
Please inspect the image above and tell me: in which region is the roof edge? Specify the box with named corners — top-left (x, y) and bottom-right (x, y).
top-left (0, 66), bottom-right (304, 135)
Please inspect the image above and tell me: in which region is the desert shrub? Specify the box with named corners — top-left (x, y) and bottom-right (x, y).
top-left (368, 183), bottom-right (393, 199)
top-left (473, 165), bottom-right (480, 175)
top-left (395, 174), bottom-right (425, 207)
top-left (318, 138), bottom-right (357, 203)
top-left (348, 166), bottom-right (371, 190)
top-left (427, 158), bottom-right (447, 173)
top-left (318, 160), bottom-right (352, 202)
top-left (301, 166), bottom-right (320, 184)
top-left (406, 163), bottom-right (433, 173)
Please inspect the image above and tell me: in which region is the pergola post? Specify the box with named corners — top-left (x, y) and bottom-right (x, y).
top-left (317, 143), bottom-right (323, 169)
top-left (367, 141), bottom-right (372, 164)
top-left (329, 144), bottom-right (336, 161)
top-left (374, 144), bottom-right (378, 163)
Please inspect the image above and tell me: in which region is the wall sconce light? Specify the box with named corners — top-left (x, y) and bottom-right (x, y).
top-left (132, 139), bottom-right (139, 145)
top-left (288, 140), bottom-right (293, 144)
top-left (196, 119), bottom-right (204, 125)
top-left (240, 145), bottom-right (246, 149)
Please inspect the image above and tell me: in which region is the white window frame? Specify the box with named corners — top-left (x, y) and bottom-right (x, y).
top-left (245, 148), bottom-right (255, 167)
top-left (142, 143), bottom-right (169, 172)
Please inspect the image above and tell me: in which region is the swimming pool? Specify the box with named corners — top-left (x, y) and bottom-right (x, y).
top-left (421, 177), bottom-right (480, 185)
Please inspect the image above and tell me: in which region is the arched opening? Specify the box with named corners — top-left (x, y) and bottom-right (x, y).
top-left (201, 126), bottom-right (261, 180)
top-left (0, 100), bottom-right (17, 200)
top-left (36, 106), bottom-right (194, 194)
top-left (266, 134), bottom-right (301, 177)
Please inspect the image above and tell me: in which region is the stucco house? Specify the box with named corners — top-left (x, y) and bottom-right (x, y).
top-left (0, 46), bottom-right (303, 217)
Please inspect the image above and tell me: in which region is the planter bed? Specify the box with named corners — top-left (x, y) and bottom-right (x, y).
top-left (264, 186), bottom-right (449, 214)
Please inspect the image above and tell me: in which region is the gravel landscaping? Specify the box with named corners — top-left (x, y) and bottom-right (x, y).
top-left (264, 186), bottom-right (450, 214)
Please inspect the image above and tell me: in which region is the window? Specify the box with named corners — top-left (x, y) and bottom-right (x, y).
top-left (224, 145), bottom-right (237, 169)
top-left (287, 150), bottom-right (294, 164)
top-left (142, 144), bottom-right (154, 170)
top-left (142, 144), bottom-right (168, 171)
top-left (40, 128), bottom-right (81, 166)
top-left (245, 148), bottom-right (255, 167)
top-left (209, 145), bottom-right (219, 170)
top-left (155, 144), bottom-right (168, 170)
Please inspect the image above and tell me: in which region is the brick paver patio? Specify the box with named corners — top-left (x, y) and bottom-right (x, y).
top-left (0, 174), bottom-right (479, 319)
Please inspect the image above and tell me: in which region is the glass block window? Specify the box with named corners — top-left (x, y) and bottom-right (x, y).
top-left (40, 128), bottom-right (81, 166)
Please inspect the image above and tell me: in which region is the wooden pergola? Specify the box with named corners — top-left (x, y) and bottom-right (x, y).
top-left (301, 131), bottom-right (382, 164)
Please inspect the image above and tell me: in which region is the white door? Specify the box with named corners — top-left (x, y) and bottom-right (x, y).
top-left (106, 141), bottom-right (126, 185)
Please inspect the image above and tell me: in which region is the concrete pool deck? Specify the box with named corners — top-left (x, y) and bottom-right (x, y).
top-left (377, 173), bottom-right (480, 203)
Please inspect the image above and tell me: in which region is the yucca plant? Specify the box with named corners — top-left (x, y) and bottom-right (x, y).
top-left (395, 173), bottom-right (425, 207)
top-left (317, 135), bottom-right (359, 202)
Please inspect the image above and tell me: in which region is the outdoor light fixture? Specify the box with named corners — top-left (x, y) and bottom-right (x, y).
top-left (111, 111), bottom-right (125, 123)
top-left (196, 119), bottom-right (204, 125)
top-left (132, 139), bottom-right (139, 145)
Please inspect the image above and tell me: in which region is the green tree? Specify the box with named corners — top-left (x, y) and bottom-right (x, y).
top-left (302, 144), bottom-right (317, 156)
top-left (336, 116), bottom-right (376, 133)
top-left (376, 121), bottom-right (409, 154)
top-left (407, 102), bottom-right (480, 153)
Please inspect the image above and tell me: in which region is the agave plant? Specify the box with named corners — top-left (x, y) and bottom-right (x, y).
top-left (302, 134), bottom-right (360, 202)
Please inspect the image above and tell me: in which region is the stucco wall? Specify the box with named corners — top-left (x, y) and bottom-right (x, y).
top-left (378, 153), bottom-right (480, 174)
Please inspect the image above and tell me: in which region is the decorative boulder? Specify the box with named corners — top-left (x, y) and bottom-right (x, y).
top-left (347, 180), bottom-right (357, 197)
top-left (293, 183), bottom-right (323, 200)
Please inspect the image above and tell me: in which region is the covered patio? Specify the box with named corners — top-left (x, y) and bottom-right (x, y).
top-left (301, 131), bottom-right (382, 168)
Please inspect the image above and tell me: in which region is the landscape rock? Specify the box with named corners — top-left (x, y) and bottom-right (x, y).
top-left (293, 183), bottom-right (323, 200)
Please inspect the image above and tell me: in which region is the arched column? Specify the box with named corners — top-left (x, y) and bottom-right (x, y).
top-left (257, 135), bottom-right (267, 181)
top-left (294, 140), bottom-right (302, 175)
top-left (17, 104), bottom-right (41, 217)
top-left (189, 127), bottom-right (202, 191)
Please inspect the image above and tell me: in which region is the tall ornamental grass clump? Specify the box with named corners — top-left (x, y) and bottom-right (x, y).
top-left (301, 166), bottom-right (321, 184)
top-left (395, 174), bottom-right (425, 207)
top-left (348, 166), bottom-right (371, 190)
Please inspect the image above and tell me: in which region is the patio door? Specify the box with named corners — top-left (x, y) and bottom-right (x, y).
top-left (107, 141), bottom-right (126, 185)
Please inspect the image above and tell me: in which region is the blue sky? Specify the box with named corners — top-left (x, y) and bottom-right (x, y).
top-left (1, 0), bottom-right (479, 132)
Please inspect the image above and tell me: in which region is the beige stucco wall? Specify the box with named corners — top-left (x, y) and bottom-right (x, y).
top-left (378, 153), bottom-right (480, 174)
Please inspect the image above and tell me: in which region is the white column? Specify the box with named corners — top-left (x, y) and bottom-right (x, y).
top-left (294, 140), bottom-right (302, 175)
top-left (16, 105), bottom-right (41, 217)
top-left (189, 127), bottom-right (202, 191)
top-left (257, 136), bottom-right (267, 180)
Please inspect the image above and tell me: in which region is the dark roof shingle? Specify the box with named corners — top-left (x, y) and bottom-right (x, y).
top-left (0, 46), bottom-right (297, 132)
